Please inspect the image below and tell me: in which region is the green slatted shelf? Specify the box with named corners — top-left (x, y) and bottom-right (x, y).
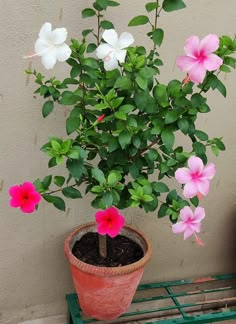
top-left (66, 273), bottom-right (236, 323)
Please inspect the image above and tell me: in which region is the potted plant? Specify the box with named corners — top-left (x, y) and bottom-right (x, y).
top-left (9, 0), bottom-right (236, 320)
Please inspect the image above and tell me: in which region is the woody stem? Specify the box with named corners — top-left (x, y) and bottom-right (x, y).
top-left (99, 234), bottom-right (107, 258)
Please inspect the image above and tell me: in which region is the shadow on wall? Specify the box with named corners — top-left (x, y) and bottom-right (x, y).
top-left (224, 208), bottom-right (236, 272)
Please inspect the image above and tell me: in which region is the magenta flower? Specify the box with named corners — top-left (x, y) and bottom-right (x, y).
top-left (172, 206), bottom-right (205, 244)
top-left (176, 34), bottom-right (223, 84)
top-left (175, 156), bottom-right (216, 199)
top-left (9, 182), bottom-right (41, 213)
top-left (95, 207), bottom-right (125, 238)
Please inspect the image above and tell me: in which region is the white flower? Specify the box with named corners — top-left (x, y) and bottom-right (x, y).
top-left (25, 22), bottom-right (72, 69)
top-left (96, 29), bottom-right (134, 71)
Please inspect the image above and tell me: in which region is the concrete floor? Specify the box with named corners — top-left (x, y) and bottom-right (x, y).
top-left (19, 315), bottom-right (236, 324)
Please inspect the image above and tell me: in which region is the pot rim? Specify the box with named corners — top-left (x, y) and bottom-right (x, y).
top-left (64, 222), bottom-right (152, 276)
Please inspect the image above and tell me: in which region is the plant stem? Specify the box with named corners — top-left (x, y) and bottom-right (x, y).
top-left (98, 234), bottom-right (107, 258)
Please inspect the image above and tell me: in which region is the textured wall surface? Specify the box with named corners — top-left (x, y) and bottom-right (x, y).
top-left (0, 1), bottom-right (236, 323)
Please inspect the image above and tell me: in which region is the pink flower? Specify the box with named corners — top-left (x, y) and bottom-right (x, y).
top-left (176, 34), bottom-right (223, 84)
top-left (172, 206), bottom-right (205, 244)
top-left (95, 207), bottom-right (125, 238)
top-left (9, 182), bottom-right (41, 213)
top-left (175, 156), bottom-right (216, 199)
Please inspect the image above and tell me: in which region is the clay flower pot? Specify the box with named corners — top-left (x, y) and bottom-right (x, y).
top-left (64, 222), bottom-right (152, 320)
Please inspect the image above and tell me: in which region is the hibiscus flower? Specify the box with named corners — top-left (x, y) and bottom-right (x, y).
top-left (96, 29), bottom-right (134, 71)
top-left (25, 22), bottom-right (71, 69)
top-left (175, 156), bottom-right (216, 199)
top-left (9, 182), bottom-right (41, 213)
top-left (172, 206), bottom-right (205, 245)
top-left (95, 207), bottom-right (125, 238)
top-left (176, 34), bottom-right (223, 84)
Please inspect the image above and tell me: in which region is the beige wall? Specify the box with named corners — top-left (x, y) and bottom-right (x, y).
top-left (0, 1), bottom-right (236, 323)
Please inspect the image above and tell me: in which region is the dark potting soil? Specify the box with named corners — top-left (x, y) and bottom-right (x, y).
top-left (72, 232), bottom-right (144, 267)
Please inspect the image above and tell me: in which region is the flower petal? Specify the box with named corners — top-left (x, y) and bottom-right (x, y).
top-left (200, 34), bottom-right (220, 55)
top-left (188, 62), bottom-right (206, 84)
top-left (10, 198), bottom-right (21, 208)
top-left (176, 55), bottom-right (197, 73)
top-left (21, 182), bottom-right (36, 192)
top-left (51, 27), bottom-right (68, 45)
top-left (184, 35), bottom-right (200, 57)
top-left (39, 22), bottom-right (52, 40)
top-left (118, 32), bottom-right (134, 49)
top-left (97, 222), bottom-right (108, 235)
top-left (95, 210), bottom-right (106, 223)
top-left (34, 39), bottom-right (50, 55)
top-left (203, 53), bottom-right (223, 71)
top-left (29, 191), bottom-right (41, 205)
top-left (102, 29), bottom-right (119, 47)
top-left (196, 179), bottom-right (210, 196)
top-left (202, 163), bottom-right (216, 180)
top-left (172, 221), bottom-right (187, 234)
top-left (96, 43), bottom-right (113, 59)
top-left (104, 52), bottom-right (119, 71)
top-left (115, 49), bottom-right (127, 63)
top-left (175, 167), bottom-right (191, 184)
top-left (193, 207), bottom-right (205, 222)
top-left (183, 181), bottom-right (199, 198)
top-left (184, 226), bottom-right (194, 240)
top-left (179, 206), bottom-right (193, 221)
top-left (55, 44), bottom-right (72, 62)
top-left (41, 51), bottom-right (57, 69)
top-left (188, 156), bottom-right (204, 173)
top-left (21, 202), bottom-right (37, 213)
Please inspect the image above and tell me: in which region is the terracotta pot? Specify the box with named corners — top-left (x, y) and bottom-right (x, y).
top-left (64, 222), bottom-right (152, 320)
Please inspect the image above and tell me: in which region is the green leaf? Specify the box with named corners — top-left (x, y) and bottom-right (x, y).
top-left (66, 116), bottom-right (80, 135)
top-left (145, 2), bottom-right (159, 12)
top-left (114, 76), bottom-right (132, 90)
top-left (211, 145), bottom-right (219, 156)
top-left (100, 20), bottom-right (114, 29)
top-left (102, 192), bottom-right (113, 207)
top-left (128, 15), bottom-right (149, 27)
top-left (54, 176), bottom-right (65, 187)
top-left (70, 65), bottom-right (81, 78)
top-left (83, 58), bottom-right (99, 69)
top-left (119, 130), bottom-right (132, 149)
top-left (147, 148), bottom-right (159, 161)
top-left (158, 204), bottom-right (169, 218)
top-left (192, 142), bottom-right (206, 156)
top-left (97, 0), bottom-right (108, 9)
top-left (108, 170), bottom-right (122, 186)
top-left (82, 8), bottom-right (96, 18)
top-left (163, 0), bottom-right (186, 12)
top-left (92, 168), bottom-right (106, 184)
top-left (60, 91), bottom-right (80, 105)
top-left (42, 101), bottom-right (54, 118)
top-left (107, 0), bottom-right (120, 6)
top-left (153, 84), bottom-right (169, 107)
top-left (177, 119), bottom-right (189, 135)
top-left (66, 158), bottom-right (84, 180)
top-left (190, 196), bottom-right (199, 207)
top-left (161, 128), bottom-right (175, 150)
top-left (165, 109), bottom-right (181, 124)
top-left (152, 28), bottom-right (164, 47)
top-left (87, 43), bottom-right (97, 53)
top-left (195, 130), bottom-right (209, 141)
top-left (43, 195), bottom-right (66, 211)
top-left (62, 187), bottom-right (82, 199)
top-left (135, 75), bottom-right (148, 90)
top-left (42, 175), bottom-right (52, 189)
top-left (153, 182), bottom-right (169, 193)
top-left (51, 140), bottom-right (61, 151)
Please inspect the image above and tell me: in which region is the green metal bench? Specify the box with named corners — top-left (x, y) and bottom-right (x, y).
top-left (66, 273), bottom-right (236, 323)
